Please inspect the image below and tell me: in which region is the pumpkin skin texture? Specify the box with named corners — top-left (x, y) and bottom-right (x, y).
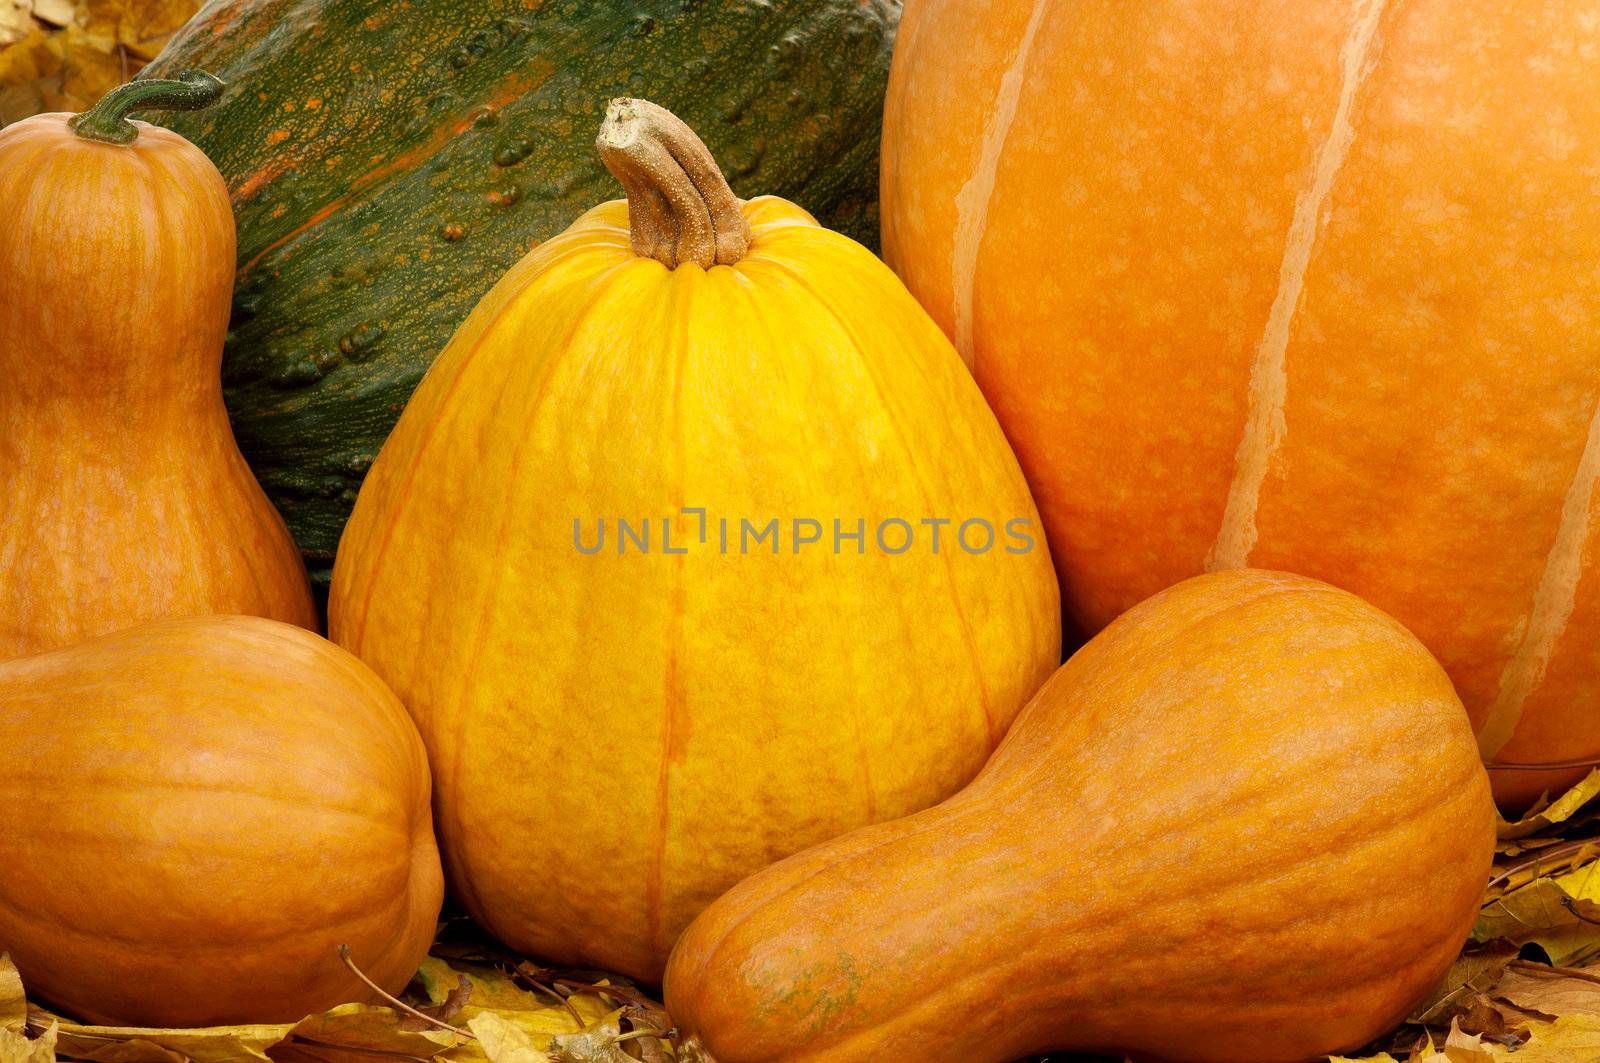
top-left (880, 0), bottom-right (1600, 807)
top-left (0, 615), bottom-right (443, 1028)
top-left (0, 84), bottom-right (316, 659)
top-left (143, 0), bottom-right (901, 587)
top-left (666, 570), bottom-right (1495, 1063)
top-left (329, 101), bottom-right (1060, 983)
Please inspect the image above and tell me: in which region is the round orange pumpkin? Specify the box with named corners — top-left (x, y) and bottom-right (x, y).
top-left (0, 615), bottom-right (443, 1026)
top-left (667, 570), bottom-right (1496, 1063)
top-left (330, 99), bottom-right (1060, 982)
top-left (881, 0), bottom-right (1600, 806)
top-left (0, 73), bottom-right (315, 659)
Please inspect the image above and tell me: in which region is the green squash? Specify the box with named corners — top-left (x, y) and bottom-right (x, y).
top-left (144, 0), bottom-right (900, 586)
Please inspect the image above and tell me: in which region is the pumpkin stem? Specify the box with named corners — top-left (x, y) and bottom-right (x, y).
top-left (596, 98), bottom-right (751, 270)
top-left (71, 70), bottom-right (225, 145)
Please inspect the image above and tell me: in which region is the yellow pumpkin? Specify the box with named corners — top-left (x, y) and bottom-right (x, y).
top-left (330, 99), bottom-right (1061, 981)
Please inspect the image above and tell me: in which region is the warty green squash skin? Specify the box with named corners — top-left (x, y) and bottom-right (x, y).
top-left (143, 0), bottom-right (900, 587)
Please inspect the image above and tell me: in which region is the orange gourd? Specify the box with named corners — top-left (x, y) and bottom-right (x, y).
top-left (881, 0), bottom-right (1600, 806)
top-left (666, 570), bottom-right (1495, 1063)
top-left (330, 99), bottom-right (1060, 981)
top-left (0, 615), bottom-right (443, 1027)
top-left (0, 72), bottom-right (315, 658)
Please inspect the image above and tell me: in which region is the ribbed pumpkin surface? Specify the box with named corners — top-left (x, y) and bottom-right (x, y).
top-left (143, 0), bottom-right (900, 585)
top-left (667, 570), bottom-right (1495, 1063)
top-left (881, 0), bottom-right (1600, 806)
top-left (330, 189), bottom-right (1061, 982)
top-left (0, 616), bottom-right (443, 1027)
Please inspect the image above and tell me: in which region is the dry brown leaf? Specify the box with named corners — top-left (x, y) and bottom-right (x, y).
top-left (0, 959), bottom-right (24, 1038)
top-left (547, 1016), bottom-right (635, 1063)
top-left (0, 0), bottom-right (202, 126)
top-left (399, 975), bottom-right (471, 1033)
top-left (1492, 965), bottom-right (1600, 1019)
top-left (0, 2), bottom-right (33, 48)
top-left (0, 1019), bottom-right (54, 1063)
top-left (283, 1003), bottom-right (458, 1060)
top-left (50, 24), bottom-right (125, 106)
top-left (28, 0), bottom-right (73, 29)
top-left (1411, 942), bottom-right (1520, 1024)
top-left (78, 0), bottom-right (195, 59)
top-left (39, 1011), bottom-right (288, 1063)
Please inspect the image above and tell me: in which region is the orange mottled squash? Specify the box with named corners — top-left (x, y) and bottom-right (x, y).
top-left (881, 0), bottom-right (1600, 806)
top-left (0, 615), bottom-right (443, 1027)
top-left (0, 73), bottom-right (315, 658)
top-left (667, 570), bottom-right (1495, 1063)
top-left (330, 99), bottom-right (1060, 982)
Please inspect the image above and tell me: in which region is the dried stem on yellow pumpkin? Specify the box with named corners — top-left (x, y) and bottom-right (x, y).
top-left (596, 97), bottom-right (751, 270)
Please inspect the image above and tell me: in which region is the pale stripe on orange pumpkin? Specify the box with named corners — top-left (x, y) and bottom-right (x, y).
top-left (1208, 0), bottom-right (1390, 572)
top-left (1480, 397), bottom-right (1600, 758)
top-left (951, 0), bottom-right (1052, 369)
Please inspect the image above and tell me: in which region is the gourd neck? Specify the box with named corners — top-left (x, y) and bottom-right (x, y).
top-left (70, 71), bottom-right (225, 146)
top-left (595, 97), bottom-right (751, 270)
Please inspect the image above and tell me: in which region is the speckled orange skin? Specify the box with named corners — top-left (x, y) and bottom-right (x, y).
top-left (0, 615), bottom-right (443, 1027)
top-left (666, 570), bottom-right (1495, 1063)
top-left (881, 0), bottom-right (1600, 807)
top-left (329, 196), bottom-right (1061, 982)
top-left (0, 114), bottom-right (316, 658)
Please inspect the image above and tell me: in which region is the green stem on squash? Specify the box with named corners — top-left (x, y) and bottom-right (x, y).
top-left (595, 97), bottom-right (751, 270)
top-left (70, 70), bottom-right (225, 145)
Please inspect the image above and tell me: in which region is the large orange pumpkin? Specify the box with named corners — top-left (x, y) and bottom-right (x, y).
top-left (0, 615), bottom-right (443, 1027)
top-left (0, 73), bottom-right (315, 658)
top-left (666, 570), bottom-right (1496, 1063)
top-left (881, 0), bottom-right (1600, 806)
top-left (330, 99), bottom-right (1060, 982)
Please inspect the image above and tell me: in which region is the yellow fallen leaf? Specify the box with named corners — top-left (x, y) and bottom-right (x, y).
top-left (78, 0), bottom-right (196, 60)
top-left (1442, 1020), bottom-right (1496, 1063)
top-left (0, 1019), bottom-right (53, 1063)
top-left (50, 23), bottom-right (124, 106)
top-left (0, 26), bottom-right (59, 86)
top-left (0, 958), bottom-right (23, 1036)
top-left (28, 0), bottom-right (72, 29)
top-left (285, 1003), bottom-right (458, 1060)
top-left (43, 1014), bottom-right (289, 1063)
top-left (0, 2), bottom-right (33, 48)
top-left (1499, 769), bottom-right (1600, 840)
top-left (466, 1011), bottom-right (547, 1063)
top-left (421, 960), bottom-right (621, 1063)
top-left (1474, 859), bottom-right (1600, 965)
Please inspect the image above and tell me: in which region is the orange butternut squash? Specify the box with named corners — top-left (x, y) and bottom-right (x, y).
top-left (0, 615), bottom-right (443, 1027)
top-left (666, 570), bottom-right (1495, 1063)
top-left (330, 99), bottom-right (1060, 982)
top-left (880, 0), bottom-right (1600, 807)
top-left (0, 72), bottom-right (315, 658)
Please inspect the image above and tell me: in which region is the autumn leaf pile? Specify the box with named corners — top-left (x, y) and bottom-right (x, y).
top-left (0, 922), bottom-right (677, 1063)
top-left (0, 0), bottom-right (197, 125)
